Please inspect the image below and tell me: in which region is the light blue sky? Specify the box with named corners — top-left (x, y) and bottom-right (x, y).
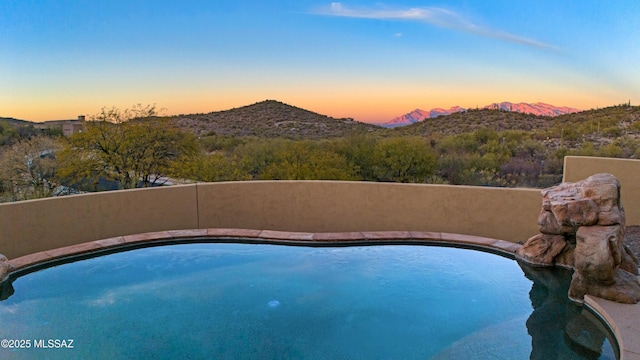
top-left (1, 1), bottom-right (639, 122)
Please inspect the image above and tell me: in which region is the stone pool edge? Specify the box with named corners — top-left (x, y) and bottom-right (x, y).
top-left (6, 229), bottom-right (521, 273)
top-left (6, 228), bottom-right (639, 360)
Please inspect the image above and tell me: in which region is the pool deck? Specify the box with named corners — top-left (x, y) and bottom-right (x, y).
top-left (5, 228), bottom-right (640, 360)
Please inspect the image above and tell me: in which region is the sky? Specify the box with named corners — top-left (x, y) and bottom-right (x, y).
top-left (1, 1), bottom-right (639, 123)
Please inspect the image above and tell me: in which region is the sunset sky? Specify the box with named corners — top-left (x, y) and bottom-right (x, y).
top-left (2, 1), bottom-right (639, 123)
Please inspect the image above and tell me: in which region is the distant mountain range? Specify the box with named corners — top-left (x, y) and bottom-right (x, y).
top-left (5, 100), bottom-right (620, 142)
top-left (382, 102), bottom-right (581, 128)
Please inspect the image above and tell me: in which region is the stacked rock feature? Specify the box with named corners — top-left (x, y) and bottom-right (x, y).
top-left (0, 254), bottom-right (14, 301)
top-left (517, 173), bottom-right (640, 304)
top-left (0, 254), bottom-right (9, 283)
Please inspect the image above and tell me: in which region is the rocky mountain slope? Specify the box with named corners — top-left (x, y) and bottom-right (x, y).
top-left (383, 106), bottom-right (465, 128)
top-left (390, 109), bottom-right (551, 136)
top-left (170, 101), bottom-right (638, 150)
top-left (486, 102), bottom-right (580, 116)
top-left (0, 117), bottom-right (31, 126)
top-left (383, 102), bottom-right (581, 128)
top-left (171, 100), bottom-right (382, 139)
top-left (390, 104), bottom-right (639, 140)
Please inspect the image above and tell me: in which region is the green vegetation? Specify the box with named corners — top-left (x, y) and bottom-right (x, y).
top-left (56, 105), bottom-right (199, 191)
top-left (173, 100), bottom-right (381, 139)
top-left (1, 103), bottom-right (639, 203)
top-left (0, 118), bottom-right (61, 146)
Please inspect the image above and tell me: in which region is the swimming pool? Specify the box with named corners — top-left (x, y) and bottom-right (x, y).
top-left (0, 243), bottom-right (615, 359)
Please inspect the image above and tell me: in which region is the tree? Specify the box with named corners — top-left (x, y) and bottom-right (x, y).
top-left (173, 152), bottom-right (249, 182)
top-left (92, 103), bottom-right (159, 124)
top-left (232, 139), bottom-right (359, 181)
top-left (372, 137), bottom-right (437, 183)
top-left (335, 135), bottom-right (378, 181)
top-left (57, 105), bottom-right (198, 190)
top-left (259, 140), bottom-right (360, 180)
top-left (0, 121), bottom-right (18, 146)
top-left (0, 136), bottom-right (63, 201)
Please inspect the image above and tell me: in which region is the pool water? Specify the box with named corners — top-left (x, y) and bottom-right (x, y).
top-left (0, 243), bottom-right (615, 359)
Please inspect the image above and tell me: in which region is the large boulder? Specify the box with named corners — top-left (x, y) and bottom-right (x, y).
top-left (517, 173), bottom-right (640, 304)
top-left (0, 254), bottom-right (9, 283)
top-left (574, 225), bottom-right (623, 284)
top-left (536, 173), bottom-right (621, 235)
top-left (569, 268), bottom-right (640, 304)
top-left (517, 233), bottom-right (566, 266)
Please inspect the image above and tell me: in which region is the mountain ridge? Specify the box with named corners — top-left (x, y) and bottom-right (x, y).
top-left (172, 99), bottom-right (382, 139)
top-left (6, 100), bottom-right (635, 143)
top-left (0, 117), bottom-right (32, 126)
top-left (383, 102), bottom-right (581, 128)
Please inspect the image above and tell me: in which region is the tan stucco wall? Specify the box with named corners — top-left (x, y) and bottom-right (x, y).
top-left (0, 181), bottom-right (542, 259)
top-left (197, 181), bottom-right (541, 241)
top-left (0, 185), bottom-right (199, 259)
top-left (563, 156), bottom-right (640, 225)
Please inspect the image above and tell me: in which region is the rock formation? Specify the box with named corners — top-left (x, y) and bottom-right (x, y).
top-left (0, 253), bottom-right (9, 283)
top-left (517, 173), bottom-right (640, 304)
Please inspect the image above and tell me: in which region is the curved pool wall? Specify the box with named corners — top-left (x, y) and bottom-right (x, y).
top-left (1, 155), bottom-right (639, 358)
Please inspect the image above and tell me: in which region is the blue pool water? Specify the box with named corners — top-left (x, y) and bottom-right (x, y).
top-left (0, 243), bottom-right (615, 359)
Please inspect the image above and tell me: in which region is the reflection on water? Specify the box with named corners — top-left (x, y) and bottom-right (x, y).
top-left (520, 262), bottom-right (616, 360)
top-left (0, 244), bottom-right (616, 359)
top-left (0, 280), bottom-right (13, 301)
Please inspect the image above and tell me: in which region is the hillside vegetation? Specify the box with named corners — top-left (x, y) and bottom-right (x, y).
top-left (392, 109), bottom-right (550, 136)
top-left (392, 105), bottom-right (640, 139)
top-left (1, 102), bottom-right (639, 202)
top-left (172, 100), bottom-right (382, 139)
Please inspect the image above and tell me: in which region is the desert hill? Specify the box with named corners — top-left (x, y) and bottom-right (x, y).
top-left (0, 117), bottom-right (31, 126)
top-left (171, 100), bottom-right (382, 139)
top-left (389, 104), bottom-right (640, 140)
top-left (486, 102), bottom-right (580, 116)
top-left (383, 102), bottom-right (581, 128)
top-left (390, 109), bottom-right (551, 137)
top-left (170, 101), bottom-right (640, 153)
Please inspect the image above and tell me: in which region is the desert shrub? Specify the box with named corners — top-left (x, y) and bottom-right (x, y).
top-left (598, 143), bottom-right (623, 158)
top-left (371, 137), bottom-right (437, 183)
top-left (602, 126), bottom-right (622, 137)
top-left (437, 133), bottom-right (479, 154)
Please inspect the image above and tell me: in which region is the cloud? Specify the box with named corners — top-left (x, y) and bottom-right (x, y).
top-left (312, 2), bottom-right (560, 51)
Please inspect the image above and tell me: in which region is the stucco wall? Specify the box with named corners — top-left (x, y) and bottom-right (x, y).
top-left (197, 181), bottom-right (541, 240)
top-left (563, 156), bottom-right (640, 225)
top-left (0, 181), bottom-right (542, 259)
top-left (0, 185), bottom-right (199, 259)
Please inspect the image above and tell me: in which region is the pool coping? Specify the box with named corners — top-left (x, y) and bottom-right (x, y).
top-left (5, 228), bottom-right (640, 360)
